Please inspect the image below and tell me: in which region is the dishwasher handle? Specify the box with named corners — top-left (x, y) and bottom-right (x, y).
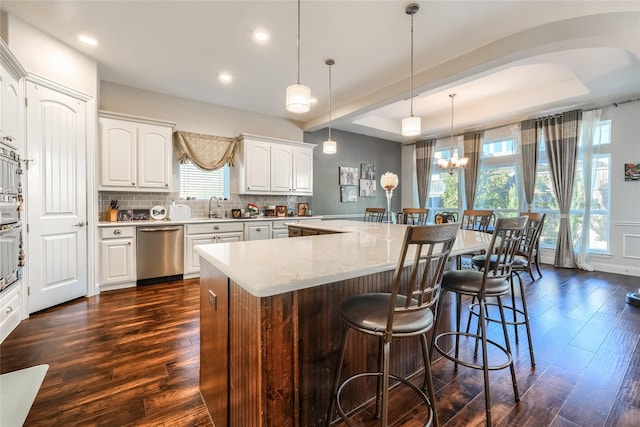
top-left (138, 227), bottom-right (183, 232)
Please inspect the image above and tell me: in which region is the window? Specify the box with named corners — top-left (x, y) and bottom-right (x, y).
top-left (534, 120), bottom-right (611, 252)
top-left (476, 137), bottom-right (519, 218)
top-left (426, 147), bottom-right (460, 218)
top-left (179, 162), bottom-right (229, 200)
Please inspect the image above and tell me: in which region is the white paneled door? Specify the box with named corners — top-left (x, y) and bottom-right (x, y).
top-left (26, 80), bottom-right (88, 313)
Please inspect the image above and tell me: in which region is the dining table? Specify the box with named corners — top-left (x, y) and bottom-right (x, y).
top-left (195, 220), bottom-right (492, 427)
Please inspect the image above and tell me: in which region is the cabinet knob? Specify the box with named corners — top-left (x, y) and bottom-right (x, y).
top-left (128, 242), bottom-right (131, 245)
top-left (113, 229), bottom-right (122, 235)
top-left (213, 226), bottom-right (219, 230)
top-left (5, 306), bottom-right (13, 314)
top-left (256, 228), bottom-right (261, 232)
top-left (131, 182), bottom-right (135, 185)
top-left (165, 183), bottom-right (169, 187)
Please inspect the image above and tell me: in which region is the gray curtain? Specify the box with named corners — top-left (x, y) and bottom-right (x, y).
top-left (520, 119), bottom-right (540, 211)
top-left (541, 110), bottom-right (582, 268)
top-left (462, 131), bottom-right (482, 210)
top-left (173, 131), bottom-right (238, 170)
top-left (415, 139), bottom-right (436, 209)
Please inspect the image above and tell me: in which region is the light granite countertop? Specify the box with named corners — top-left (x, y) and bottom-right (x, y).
top-left (195, 220), bottom-right (492, 297)
top-left (96, 216), bottom-right (320, 227)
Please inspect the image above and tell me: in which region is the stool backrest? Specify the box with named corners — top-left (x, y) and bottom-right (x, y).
top-left (479, 216), bottom-right (528, 285)
top-left (364, 207), bottom-right (385, 223)
top-left (387, 223), bottom-right (460, 332)
top-left (518, 212), bottom-right (546, 259)
top-left (461, 209), bottom-right (494, 232)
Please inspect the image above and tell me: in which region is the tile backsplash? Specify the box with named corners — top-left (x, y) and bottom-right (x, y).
top-left (98, 191), bottom-right (310, 221)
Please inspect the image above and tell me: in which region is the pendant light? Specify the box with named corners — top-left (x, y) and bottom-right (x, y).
top-left (286, 0), bottom-right (311, 113)
top-left (323, 59), bottom-right (337, 154)
top-left (401, 3), bottom-right (421, 137)
top-left (438, 93), bottom-right (469, 174)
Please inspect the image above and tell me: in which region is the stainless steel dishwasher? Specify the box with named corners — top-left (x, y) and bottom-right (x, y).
top-left (136, 225), bottom-right (184, 283)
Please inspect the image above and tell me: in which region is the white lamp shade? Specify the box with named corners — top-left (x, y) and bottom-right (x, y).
top-left (323, 139), bottom-right (337, 154)
top-left (380, 171), bottom-right (399, 190)
top-left (402, 115), bottom-right (421, 136)
top-left (286, 84), bottom-right (311, 113)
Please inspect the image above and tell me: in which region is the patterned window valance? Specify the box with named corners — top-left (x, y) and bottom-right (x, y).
top-left (173, 131), bottom-right (238, 170)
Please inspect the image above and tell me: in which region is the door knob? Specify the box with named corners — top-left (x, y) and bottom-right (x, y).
top-left (74, 221), bottom-right (87, 227)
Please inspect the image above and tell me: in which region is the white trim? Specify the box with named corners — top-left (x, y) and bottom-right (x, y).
top-left (611, 221), bottom-right (640, 227)
top-left (26, 73), bottom-right (91, 101)
top-left (99, 110), bottom-right (175, 127)
top-left (622, 234), bottom-right (640, 260)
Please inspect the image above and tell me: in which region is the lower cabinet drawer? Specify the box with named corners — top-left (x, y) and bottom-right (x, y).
top-left (1, 285), bottom-right (21, 343)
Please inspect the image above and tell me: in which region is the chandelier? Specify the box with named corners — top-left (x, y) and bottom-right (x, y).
top-left (437, 93), bottom-right (468, 174)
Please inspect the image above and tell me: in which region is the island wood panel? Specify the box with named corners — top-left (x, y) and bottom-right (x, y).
top-left (228, 281), bottom-right (299, 427)
top-left (199, 263), bottom-right (229, 426)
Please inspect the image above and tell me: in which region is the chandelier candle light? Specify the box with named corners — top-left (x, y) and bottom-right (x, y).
top-left (437, 93), bottom-right (469, 174)
top-left (380, 171), bottom-right (399, 238)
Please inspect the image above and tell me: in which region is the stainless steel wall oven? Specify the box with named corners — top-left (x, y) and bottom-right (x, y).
top-left (0, 139), bottom-right (23, 292)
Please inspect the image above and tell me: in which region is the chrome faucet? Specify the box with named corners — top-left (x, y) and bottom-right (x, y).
top-left (209, 196), bottom-right (221, 218)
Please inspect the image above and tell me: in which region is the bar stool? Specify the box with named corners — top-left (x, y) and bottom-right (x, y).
top-left (364, 207), bottom-right (385, 223)
top-left (326, 223), bottom-right (460, 427)
top-left (468, 212), bottom-right (545, 366)
top-left (431, 216), bottom-right (528, 427)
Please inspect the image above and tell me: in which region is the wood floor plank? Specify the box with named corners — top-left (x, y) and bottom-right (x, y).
top-left (1, 268), bottom-right (639, 426)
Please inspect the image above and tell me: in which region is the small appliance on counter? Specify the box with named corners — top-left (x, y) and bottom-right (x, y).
top-left (168, 203), bottom-right (191, 221)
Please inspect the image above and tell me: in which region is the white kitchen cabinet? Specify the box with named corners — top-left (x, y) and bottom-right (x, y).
top-left (233, 134), bottom-right (315, 195)
top-left (185, 222), bottom-right (243, 274)
top-left (244, 221), bottom-right (271, 241)
top-left (99, 112), bottom-right (174, 192)
top-left (99, 226), bottom-right (136, 288)
top-left (0, 41), bottom-right (26, 147)
top-left (0, 284), bottom-right (21, 343)
top-left (272, 220), bottom-right (290, 239)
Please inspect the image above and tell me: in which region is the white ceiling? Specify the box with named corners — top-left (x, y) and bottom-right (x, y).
top-left (2, 1), bottom-right (640, 143)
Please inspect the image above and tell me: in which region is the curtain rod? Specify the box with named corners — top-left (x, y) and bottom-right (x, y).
top-left (410, 96), bottom-right (640, 146)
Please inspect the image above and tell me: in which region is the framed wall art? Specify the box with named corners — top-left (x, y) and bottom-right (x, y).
top-left (360, 163), bottom-right (376, 180)
top-left (341, 185), bottom-right (358, 203)
top-left (359, 179), bottom-right (376, 197)
top-left (339, 166), bottom-right (359, 186)
top-left (625, 163), bottom-right (640, 181)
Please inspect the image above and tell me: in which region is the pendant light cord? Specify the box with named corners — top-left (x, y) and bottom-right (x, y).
top-left (328, 63), bottom-right (332, 140)
top-left (410, 11), bottom-right (414, 117)
top-left (297, 0), bottom-right (301, 84)
top-left (450, 93), bottom-right (456, 159)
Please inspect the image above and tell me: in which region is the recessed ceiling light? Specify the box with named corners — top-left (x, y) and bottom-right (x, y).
top-left (77, 34), bottom-right (98, 46)
top-left (253, 28), bottom-right (270, 44)
top-left (218, 72), bottom-right (233, 84)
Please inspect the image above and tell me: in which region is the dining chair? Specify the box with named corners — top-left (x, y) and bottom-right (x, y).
top-left (461, 209), bottom-right (494, 232)
top-left (431, 216), bottom-right (528, 427)
top-left (326, 223), bottom-right (460, 427)
top-left (397, 207), bottom-right (429, 225)
top-left (364, 207), bottom-right (385, 223)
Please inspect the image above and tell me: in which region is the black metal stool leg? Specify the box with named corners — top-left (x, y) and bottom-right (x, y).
top-left (421, 333), bottom-right (440, 427)
top-left (497, 296), bottom-right (520, 402)
top-left (478, 296), bottom-right (493, 426)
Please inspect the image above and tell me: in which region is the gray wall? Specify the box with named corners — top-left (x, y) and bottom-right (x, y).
top-left (304, 128), bottom-right (402, 217)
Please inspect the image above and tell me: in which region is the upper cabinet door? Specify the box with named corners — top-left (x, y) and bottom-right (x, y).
top-left (137, 123), bottom-right (172, 189)
top-left (271, 144), bottom-right (293, 193)
top-left (0, 63), bottom-right (22, 144)
top-left (244, 139), bottom-right (270, 192)
top-left (99, 113), bottom-right (174, 192)
top-left (100, 118), bottom-right (137, 188)
top-left (292, 146), bottom-right (313, 195)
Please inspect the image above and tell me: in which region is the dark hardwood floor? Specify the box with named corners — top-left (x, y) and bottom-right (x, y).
top-left (1, 267), bottom-right (639, 426)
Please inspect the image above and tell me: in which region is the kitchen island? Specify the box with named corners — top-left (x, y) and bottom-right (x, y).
top-left (195, 220), bottom-right (491, 426)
